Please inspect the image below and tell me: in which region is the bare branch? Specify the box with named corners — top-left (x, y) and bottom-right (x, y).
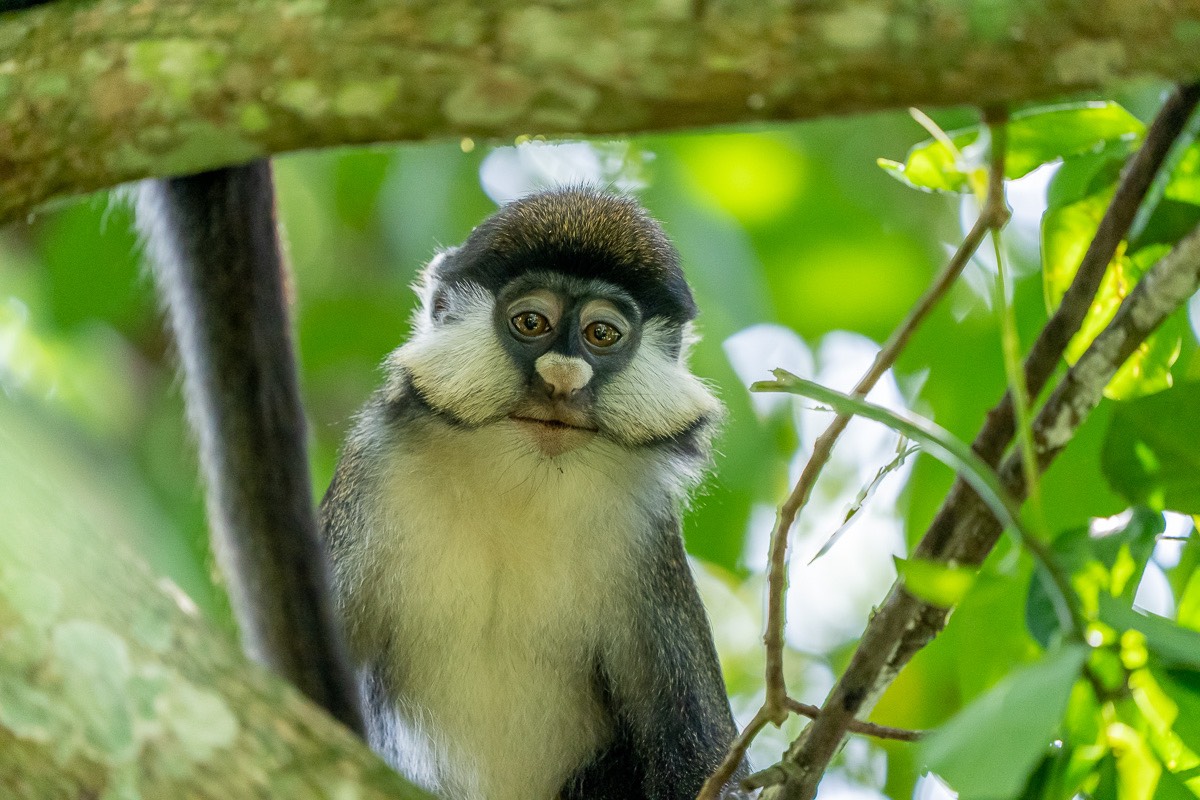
top-left (6, 1), bottom-right (1200, 221)
top-left (785, 699), bottom-right (922, 743)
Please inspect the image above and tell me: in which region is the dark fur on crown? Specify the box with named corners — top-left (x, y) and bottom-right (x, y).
top-left (433, 187), bottom-right (698, 325)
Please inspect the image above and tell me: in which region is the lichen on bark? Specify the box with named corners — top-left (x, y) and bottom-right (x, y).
top-left (5, 0), bottom-right (1200, 222)
top-left (0, 396), bottom-right (430, 800)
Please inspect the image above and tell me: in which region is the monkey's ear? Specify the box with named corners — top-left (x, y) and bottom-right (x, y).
top-left (411, 248), bottom-right (456, 329)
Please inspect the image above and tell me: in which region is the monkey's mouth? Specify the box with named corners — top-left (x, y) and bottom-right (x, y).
top-left (509, 415), bottom-right (598, 433)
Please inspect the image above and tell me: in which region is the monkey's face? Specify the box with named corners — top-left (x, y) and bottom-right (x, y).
top-left (390, 270), bottom-right (719, 457)
top-left (386, 189), bottom-right (720, 458)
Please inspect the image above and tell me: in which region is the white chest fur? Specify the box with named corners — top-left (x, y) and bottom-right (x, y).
top-left (358, 418), bottom-right (670, 800)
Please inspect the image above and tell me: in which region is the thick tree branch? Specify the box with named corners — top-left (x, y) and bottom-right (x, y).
top-left (761, 221), bottom-right (1200, 799)
top-left (6, 0), bottom-right (1200, 222)
top-left (0, 398), bottom-right (430, 800)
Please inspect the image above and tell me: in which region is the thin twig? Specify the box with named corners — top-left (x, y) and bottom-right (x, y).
top-left (759, 86), bottom-right (1200, 800)
top-left (785, 698), bottom-right (922, 742)
top-left (695, 106), bottom-right (1009, 800)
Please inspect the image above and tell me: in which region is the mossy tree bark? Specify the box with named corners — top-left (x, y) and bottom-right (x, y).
top-left (4, 0), bottom-right (1200, 221)
top-left (0, 397), bottom-right (431, 800)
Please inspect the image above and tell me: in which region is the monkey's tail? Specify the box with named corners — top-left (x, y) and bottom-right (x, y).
top-left (135, 162), bottom-right (365, 734)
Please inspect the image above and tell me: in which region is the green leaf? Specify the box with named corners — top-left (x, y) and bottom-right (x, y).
top-left (1026, 510), bottom-right (1164, 648)
top-left (1100, 596), bottom-right (1200, 669)
top-left (921, 644), bottom-right (1089, 799)
top-left (1094, 754), bottom-right (1120, 800)
top-left (895, 557), bottom-right (977, 607)
top-left (1164, 141), bottom-right (1200, 206)
top-left (1127, 198), bottom-right (1200, 256)
top-left (1046, 147), bottom-right (1129, 211)
top-left (1102, 383), bottom-right (1200, 513)
top-left (1171, 531), bottom-right (1200, 631)
top-left (881, 102), bottom-right (1144, 194)
top-left (1043, 185), bottom-right (1182, 399)
top-left (1109, 718), bottom-right (1159, 800)
top-left (1154, 667), bottom-right (1200, 760)
top-left (1154, 766), bottom-right (1200, 800)
top-left (1150, 674), bottom-right (1200, 798)
top-left (1025, 527), bottom-right (1089, 648)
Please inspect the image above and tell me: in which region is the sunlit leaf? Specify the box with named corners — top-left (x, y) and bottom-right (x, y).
top-left (1102, 384), bottom-right (1200, 514)
top-left (1103, 309), bottom-right (1183, 401)
top-left (1177, 571), bottom-right (1200, 632)
top-left (1165, 142), bottom-right (1200, 206)
top-left (1101, 597), bottom-right (1200, 669)
top-left (1168, 527), bottom-right (1200, 610)
top-left (920, 644), bottom-right (1088, 799)
top-left (895, 557), bottom-right (977, 607)
top-left (1043, 184), bottom-right (1183, 399)
top-left (1155, 667), bottom-right (1200, 758)
top-left (880, 102), bottom-right (1144, 194)
top-left (1108, 720), bottom-right (1160, 800)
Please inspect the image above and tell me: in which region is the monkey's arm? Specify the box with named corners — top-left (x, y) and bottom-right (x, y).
top-left (568, 514), bottom-right (747, 800)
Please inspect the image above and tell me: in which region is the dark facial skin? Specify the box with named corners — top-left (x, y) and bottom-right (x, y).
top-left (493, 273), bottom-right (645, 409)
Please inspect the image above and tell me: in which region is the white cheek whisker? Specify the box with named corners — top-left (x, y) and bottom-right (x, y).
top-left (390, 284), bottom-right (524, 426)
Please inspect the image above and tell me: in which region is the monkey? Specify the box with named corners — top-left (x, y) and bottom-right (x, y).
top-left (319, 187), bottom-right (748, 800)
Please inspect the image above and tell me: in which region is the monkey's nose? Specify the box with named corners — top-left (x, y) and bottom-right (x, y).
top-left (534, 353), bottom-right (593, 400)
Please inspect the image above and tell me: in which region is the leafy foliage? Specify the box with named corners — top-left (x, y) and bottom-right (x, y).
top-left (919, 643), bottom-right (1088, 800)
top-left (877, 96), bottom-right (1200, 800)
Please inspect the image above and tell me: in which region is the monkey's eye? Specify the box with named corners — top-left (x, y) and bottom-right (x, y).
top-left (583, 321), bottom-right (622, 348)
top-left (512, 311), bottom-right (552, 337)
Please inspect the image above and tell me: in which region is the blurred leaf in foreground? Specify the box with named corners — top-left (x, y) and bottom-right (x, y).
top-left (1102, 384), bottom-right (1200, 514)
top-left (920, 643), bottom-right (1088, 800)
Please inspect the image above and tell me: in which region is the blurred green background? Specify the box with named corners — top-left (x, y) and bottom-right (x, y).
top-left (3, 84), bottom-right (1199, 799)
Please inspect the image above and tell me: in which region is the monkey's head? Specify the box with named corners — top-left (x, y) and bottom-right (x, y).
top-left (386, 188), bottom-right (720, 458)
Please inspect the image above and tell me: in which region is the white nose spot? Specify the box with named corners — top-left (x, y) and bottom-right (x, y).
top-left (535, 353), bottom-right (593, 398)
